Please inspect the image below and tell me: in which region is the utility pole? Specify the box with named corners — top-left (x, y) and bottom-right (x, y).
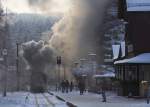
top-left (2, 49), bottom-right (7, 97)
top-left (3, 7), bottom-right (8, 97)
top-left (16, 43), bottom-right (20, 91)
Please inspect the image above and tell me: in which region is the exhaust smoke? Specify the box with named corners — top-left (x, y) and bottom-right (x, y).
top-left (50, 0), bottom-right (110, 63)
top-left (4, 0), bottom-right (111, 91)
top-left (22, 40), bottom-right (55, 92)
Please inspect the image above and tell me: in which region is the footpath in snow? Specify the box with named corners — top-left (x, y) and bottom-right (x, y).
top-left (52, 91), bottom-right (150, 107)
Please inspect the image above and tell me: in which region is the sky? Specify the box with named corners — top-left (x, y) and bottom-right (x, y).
top-left (2, 0), bottom-right (72, 15)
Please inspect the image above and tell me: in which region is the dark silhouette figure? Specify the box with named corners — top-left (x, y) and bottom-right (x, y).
top-left (101, 80), bottom-right (106, 102)
top-left (61, 80), bottom-right (65, 93)
top-left (70, 81), bottom-right (74, 92)
top-left (65, 80), bottom-right (69, 93)
top-left (102, 90), bottom-right (106, 102)
top-left (146, 87), bottom-right (150, 104)
top-left (78, 80), bottom-right (85, 95)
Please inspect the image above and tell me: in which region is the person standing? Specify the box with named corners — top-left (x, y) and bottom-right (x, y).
top-left (102, 90), bottom-right (106, 102)
top-left (65, 80), bottom-right (69, 93)
top-left (146, 85), bottom-right (150, 104)
top-left (70, 81), bottom-right (74, 92)
top-left (101, 79), bottom-right (106, 102)
top-left (61, 80), bottom-right (65, 93)
top-left (78, 80), bottom-right (85, 95)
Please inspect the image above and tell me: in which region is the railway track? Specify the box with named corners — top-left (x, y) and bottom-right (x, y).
top-left (34, 93), bottom-right (54, 107)
top-left (42, 93), bottom-right (55, 107)
top-left (34, 94), bottom-right (40, 107)
top-left (33, 92), bottom-right (68, 107)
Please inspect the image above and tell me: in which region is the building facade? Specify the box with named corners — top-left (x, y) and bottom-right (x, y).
top-left (114, 0), bottom-right (150, 96)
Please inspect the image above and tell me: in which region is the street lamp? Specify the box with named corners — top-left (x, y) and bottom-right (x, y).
top-left (2, 49), bottom-right (8, 97)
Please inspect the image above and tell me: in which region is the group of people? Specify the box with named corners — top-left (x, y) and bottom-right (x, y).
top-left (60, 79), bottom-right (106, 102)
top-left (60, 80), bottom-right (74, 93)
top-left (60, 80), bottom-right (86, 95)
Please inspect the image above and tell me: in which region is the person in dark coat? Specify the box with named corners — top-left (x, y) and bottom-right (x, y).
top-left (101, 79), bottom-right (106, 102)
top-left (65, 80), bottom-right (69, 93)
top-left (61, 80), bottom-right (65, 93)
top-left (78, 80), bottom-right (85, 95)
top-left (102, 90), bottom-right (106, 102)
top-left (70, 81), bottom-right (74, 92)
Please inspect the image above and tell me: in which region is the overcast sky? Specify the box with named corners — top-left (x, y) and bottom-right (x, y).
top-left (2, 0), bottom-right (72, 15)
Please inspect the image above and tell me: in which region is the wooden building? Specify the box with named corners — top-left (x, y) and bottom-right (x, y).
top-left (114, 0), bottom-right (150, 96)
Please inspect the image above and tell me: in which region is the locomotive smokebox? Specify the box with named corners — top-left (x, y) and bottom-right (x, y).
top-left (30, 71), bottom-right (47, 93)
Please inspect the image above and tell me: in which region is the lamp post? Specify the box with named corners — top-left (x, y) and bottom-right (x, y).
top-left (2, 49), bottom-right (7, 97)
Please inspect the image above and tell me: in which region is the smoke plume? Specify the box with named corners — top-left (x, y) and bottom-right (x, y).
top-left (6, 0), bottom-right (111, 81)
top-left (4, 0), bottom-right (110, 63)
top-left (50, 0), bottom-right (110, 63)
top-left (28, 0), bottom-right (53, 13)
top-left (22, 40), bottom-right (55, 92)
top-left (22, 40), bottom-right (55, 69)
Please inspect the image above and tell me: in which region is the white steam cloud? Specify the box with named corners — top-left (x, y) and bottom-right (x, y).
top-left (3, 0), bottom-right (111, 83)
top-left (50, 0), bottom-right (109, 63)
top-left (3, 0), bottom-right (110, 63)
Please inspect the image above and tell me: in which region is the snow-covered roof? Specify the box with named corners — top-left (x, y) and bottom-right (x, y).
top-left (93, 72), bottom-right (115, 78)
top-left (112, 45), bottom-right (120, 60)
top-left (128, 6), bottom-right (150, 11)
top-left (126, 0), bottom-right (150, 11)
top-left (114, 53), bottom-right (150, 64)
top-left (121, 42), bottom-right (125, 57)
top-left (82, 75), bottom-right (87, 77)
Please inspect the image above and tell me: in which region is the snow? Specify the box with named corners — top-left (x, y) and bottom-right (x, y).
top-left (112, 45), bottom-right (120, 60)
top-left (126, 0), bottom-right (150, 4)
top-left (53, 91), bottom-right (150, 107)
top-left (121, 42), bottom-right (125, 57)
top-left (115, 53), bottom-right (150, 64)
top-left (126, 0), bottom-right (150, 11)
top-left (128, 6), bottom-right (150, 11)
top-left (0, 92), bottom-right (68, 107)
top-left (93, 72), bottom-right (115, 78)
top-left (1, 91), bottom-right (150, 107)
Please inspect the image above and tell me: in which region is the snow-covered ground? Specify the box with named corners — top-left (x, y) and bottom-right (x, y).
top-left (53, 91), bottom-right (150, 107)
top-left (1, 91), bottom-right (150, 107)
top-left (0, 92), bottom-right (68, 107)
